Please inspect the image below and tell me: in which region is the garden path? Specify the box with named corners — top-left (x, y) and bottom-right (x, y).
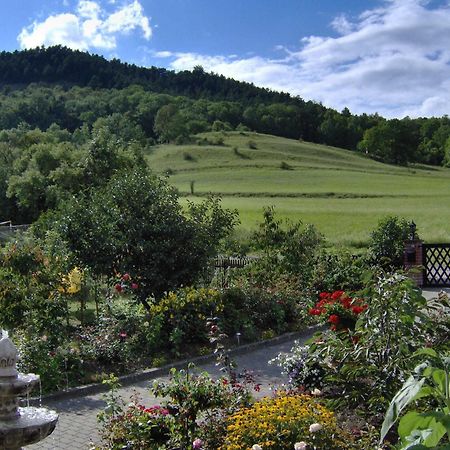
top-left (28, 334), bottom-right (308, 450)
top-left (26, 288), bottom-right (445, 450)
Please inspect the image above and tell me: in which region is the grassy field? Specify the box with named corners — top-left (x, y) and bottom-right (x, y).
top-left (145, 131), bottom-right (450, 248)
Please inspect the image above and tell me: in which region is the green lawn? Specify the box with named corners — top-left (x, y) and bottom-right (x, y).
top-left (146, 131), bottom-right (450, 247)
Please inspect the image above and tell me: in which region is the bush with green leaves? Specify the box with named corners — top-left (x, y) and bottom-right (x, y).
top-left (43, 168), bottom-right (237, 302)
top-left (16, 330), bottom-right (83, 393)
top-left (147, 287), bottom-right (223, 355)
top-left (310, 250), bottom-right (367, 292)
top-left (249, 206), bottom-right (323, 287)
top-left (77, 295), bottom-right (151, 371)
top-left (220, 281), bottom-right (307, 342)
top-left (0, 238), bottom-right (68, 334)
top-left (368, 215), bottom-right (411, 268)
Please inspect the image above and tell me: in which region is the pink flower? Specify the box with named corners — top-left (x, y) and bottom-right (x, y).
top-left (114, 283), bottom-right (123, 293)
top-left (119, 332), bottom-right (127, 338)
top-left (131, 283), bottom-right (138, 290)
top-left (193, 438), bottom-right (203, 449)
top-left (122, 273), bottom-right (130, 281)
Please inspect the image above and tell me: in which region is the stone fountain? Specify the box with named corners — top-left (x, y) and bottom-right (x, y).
top-left (0, 331), bottom-right (58, 449)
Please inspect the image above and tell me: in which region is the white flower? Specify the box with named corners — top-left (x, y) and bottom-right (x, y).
top-left (309, 423), bottom-right (322, 432)
top-left (311, 388), bottom-right (322, 396)
top-left (294, 442), bottom-right (307, 450)
top-left (252, 446), bottom-right (263, 450)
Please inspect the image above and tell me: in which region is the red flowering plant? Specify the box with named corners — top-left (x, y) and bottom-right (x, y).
top-left (308, 290), bottom-right (367, 332)
top-left (113, 273), bottom-right (139, 294)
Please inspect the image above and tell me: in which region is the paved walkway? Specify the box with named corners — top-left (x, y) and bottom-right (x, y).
top-left (28, 334), bottom-right (308, 449)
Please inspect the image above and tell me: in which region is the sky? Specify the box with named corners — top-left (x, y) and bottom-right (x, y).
top-left (1, 0), bottom-right (449, 118)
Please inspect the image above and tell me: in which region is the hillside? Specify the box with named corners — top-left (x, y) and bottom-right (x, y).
top-left (147, 132), bottom-right (450, 247)
top-left (0, 47), bottom-right (449, 167)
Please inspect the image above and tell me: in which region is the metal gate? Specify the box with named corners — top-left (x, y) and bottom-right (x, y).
top-left (422, 243), bottom-right (450, 287)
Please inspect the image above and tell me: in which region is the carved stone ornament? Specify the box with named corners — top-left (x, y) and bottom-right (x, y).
top-left (0, 335), bottom-right (18, 378)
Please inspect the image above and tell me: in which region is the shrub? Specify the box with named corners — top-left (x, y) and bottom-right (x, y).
top-left (77, 295), bottom-right (150, 370)
top-left (280, 161), bottom-right (293, 170)
top-left (247, 140), bottom-right (257, 149)
top-left (212, 120), bottom-right (232, 132)
top-left (310, 251), bottom-right (366, 292)
top-left (250, 207), bottom-right (323, 286)
top-left (221, 393), bottom-right (352, 450)
top-left (183, 151), bottom-right (195, 161)
top-left (0, 239), bottom-right (68, 333)
top-left (368, 216), bottom-right (411, 268)
top-left (220, 281), bottom-right (307, 341)
top-left (308, 290), bottom-right (367, 332)
top-left (46, 169), bottom-right (237, 301)
top-left (270, 342), bottom-right (325, 390)
top-left (16, 331), bottom-right (83, 393)
top-left (98, 395), bottom-right (175, 450)
top-left (148, 287), bottom-right (223, 354)
top-left (295, 272), bottom-right (432, 414)
top-left (98, 365), bottom-right (256, 450)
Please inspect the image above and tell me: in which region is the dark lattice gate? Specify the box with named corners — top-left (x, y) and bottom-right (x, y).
top-left (422, 243), bottom-right (450, 287)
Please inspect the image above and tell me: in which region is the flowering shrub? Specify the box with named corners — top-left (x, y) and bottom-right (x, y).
top-left (16, 331), bottom-right (83, 393)
top-left (308, 290), bottom-right (367, 331)
top-left (220, 281), bottom-right (308, 342)
top-left (112, 272), bottom-right (139, 294)
top-left (270, 342), bottom-right (324, 390)
top-left (0, 240), bottom-right (68, 332)
top-left (98, 400), bottom-right (175, 449)
top-left (77, 296), bottom-right (150, 371)
top-left (98, 364), bottom-right (256, 450)
top-left (221, 393), bottom-right (351, 450)
top-left (148, 287), bottom-right (223, 354)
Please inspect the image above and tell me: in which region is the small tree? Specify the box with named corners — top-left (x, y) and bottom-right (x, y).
top-left (368, 215), bottom-right (411, 269)
top-left (49, 168), bottom-right (237, 304)
top-left (251, 207), bottom-right (323, 286)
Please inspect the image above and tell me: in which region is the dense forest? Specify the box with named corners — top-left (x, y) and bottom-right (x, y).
top-left (1, 46), bottom-right (450, 224)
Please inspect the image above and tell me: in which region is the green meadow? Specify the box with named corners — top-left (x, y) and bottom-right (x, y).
top-left (145, 132), bottom-right (450, 248)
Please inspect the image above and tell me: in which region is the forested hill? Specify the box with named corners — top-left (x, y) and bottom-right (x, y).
top-left (0, 46), bottom-right (450, 168)
top-left (0, 46), bottom-right (298, 104)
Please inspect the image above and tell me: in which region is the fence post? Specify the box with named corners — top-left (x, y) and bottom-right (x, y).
top-left (403, 238), bottom-right (423, 287)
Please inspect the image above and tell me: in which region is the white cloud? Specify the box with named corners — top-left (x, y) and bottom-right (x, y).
top-left (331, 14), bottom-right (354, 35)
top-left (160, 0), bottom-right (450, 118)
top-left (18, 0), bottom-right (151, 51)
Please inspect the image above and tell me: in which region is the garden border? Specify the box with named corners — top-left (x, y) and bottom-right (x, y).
top-left (28, 325), bottom-right (323, 405)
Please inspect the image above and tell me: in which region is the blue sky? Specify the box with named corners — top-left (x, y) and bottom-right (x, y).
top-left (1, 0), bottom-right (449, 118)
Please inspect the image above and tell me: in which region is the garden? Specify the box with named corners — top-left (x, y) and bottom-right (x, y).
top-left (0, 167), bottom-right (449, 449)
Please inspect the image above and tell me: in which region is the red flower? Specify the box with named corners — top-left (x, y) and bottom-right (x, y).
top-left (340, 297), bottom-right (352, 309)
top-left (319, 292), bottom-right (330, 299)
top-left (131, 283), bottom-right (138, 290)
top-left (309, 308), bottom-right (322, 316)
top-left (114, 283), bottom-right (123, 293)
top-left (122, 273), bottom-right (130, 281)
top-left (331, 290), bottom-right (345, 300)
top-left (328, 314), bottom-right (340, 324)
top-left (351, 305), bottom-right (365, 315)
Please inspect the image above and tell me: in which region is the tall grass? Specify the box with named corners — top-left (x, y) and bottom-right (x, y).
top-left (147, 132), bottom-right (450, 248)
